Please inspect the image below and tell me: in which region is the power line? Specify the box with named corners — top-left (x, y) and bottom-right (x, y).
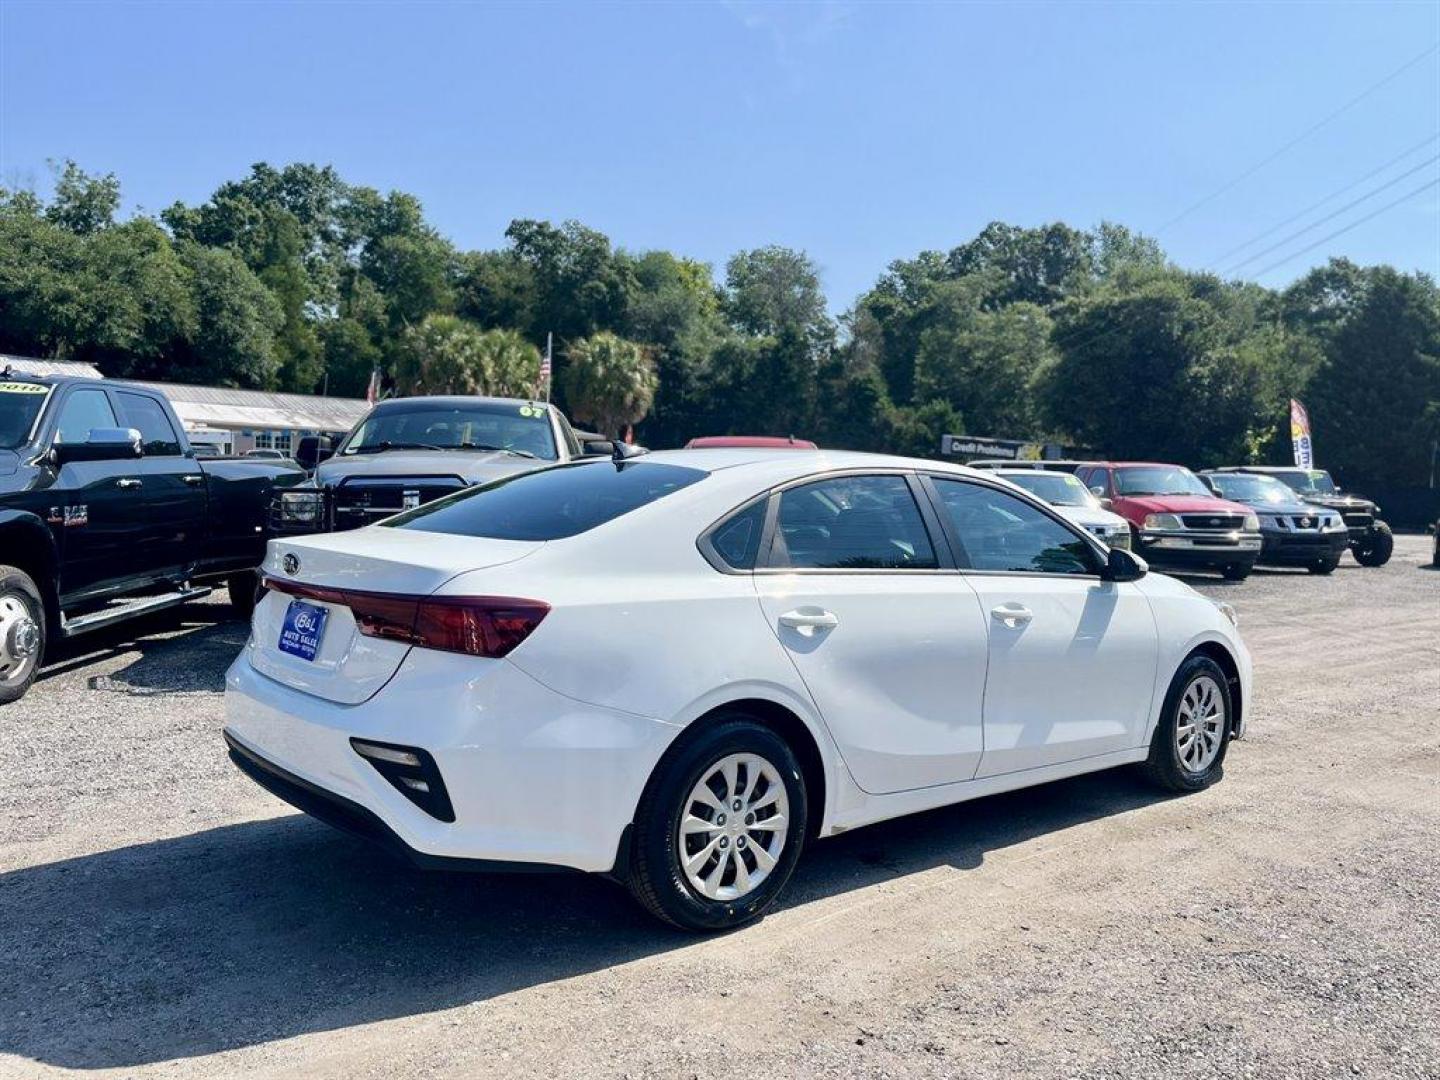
top-left (1206, 131), bottom-right (1440, 267)
top-left (1219, 153), bottom-right (1440, 275)
top-left (1154, 42), bottom-right (1440, 235)
top-left (1248, 177), bottom-right (1440, 279)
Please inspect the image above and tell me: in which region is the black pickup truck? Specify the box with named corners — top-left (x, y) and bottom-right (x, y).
top-left (0, 371), bottom-right (305, 703)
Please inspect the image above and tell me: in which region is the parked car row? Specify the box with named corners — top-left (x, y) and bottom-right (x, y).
top-left (970, 458), bottom-right (1392, 578)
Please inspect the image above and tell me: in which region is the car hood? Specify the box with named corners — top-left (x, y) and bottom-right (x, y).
top-left (0, 450), bottom-right (19, 478)
top-left (1292, 491), bottom-right (1376, 513)
top-left (1227, 497), bottom-right (1329, 515)
top-left (1117, 494), bottom-right (1252, 516)
top-left (315, 449), bottom-right (547, 487)
top-left (1053, 505), bottom-right (1130, 530)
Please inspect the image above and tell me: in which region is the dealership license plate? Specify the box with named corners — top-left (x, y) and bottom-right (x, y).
top-left (278, 600), bottom-right (329, 662)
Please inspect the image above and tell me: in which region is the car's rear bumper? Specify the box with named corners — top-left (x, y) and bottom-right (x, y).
top-left (224, 648), bottom-right (680, 873)
top-left (1258, 530), bottom-right (1349, 565)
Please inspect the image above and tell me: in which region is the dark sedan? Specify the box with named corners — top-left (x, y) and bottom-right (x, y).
top-left (1201, 471), bottom-right (1349, 574)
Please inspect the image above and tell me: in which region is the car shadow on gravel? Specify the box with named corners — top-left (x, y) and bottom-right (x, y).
top-left (0, 768), bottom-right (1169, 1070)
top-left (37, 602), bottom-right (245, 695)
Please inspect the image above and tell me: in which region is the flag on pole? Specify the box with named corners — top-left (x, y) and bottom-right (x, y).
top-left (1290, 398), bottom-right (1313, 469)
top-left (540, 332), bottom-right (553, 402)
top-left (365, 367), bottom-right (382, 405)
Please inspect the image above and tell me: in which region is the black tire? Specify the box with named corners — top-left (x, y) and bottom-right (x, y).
top-left (0, 565), bottom-right (46, 705)
top-left (1221, 562), bottom-right (1252, 581)
top-left (628, 716), bottom-right (808, 932)
top-left (1308, 556), bottom-right (1340, 575)
top-left (1139, 654), bottom-right (1233, 793)
top-left (227, 571), bottom-right (262, 618)
top-left (1352, 522), bottom-right (1393, 567)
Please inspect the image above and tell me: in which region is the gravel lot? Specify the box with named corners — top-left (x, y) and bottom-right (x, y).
top-left (1, 536), bottom-right (1436, 1079)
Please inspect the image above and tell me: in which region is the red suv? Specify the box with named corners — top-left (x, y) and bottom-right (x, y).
top-left (1075, 462), bottom-right (1262, 580)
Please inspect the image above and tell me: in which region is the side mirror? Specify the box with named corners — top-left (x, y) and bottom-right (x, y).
top-left (53, 427), bottom-right (143, 466)
top-left (1101, 546), bottom-right (1147, 583)
top-left (1089, 485), bottom-right (1107, 498)
top-left (582, 439), bottom-right (617, 457)
top-left (295, 435), bottom-right (334, 471)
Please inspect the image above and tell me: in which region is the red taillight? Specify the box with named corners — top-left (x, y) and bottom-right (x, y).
top-left (263, 577), bottom-right (549, 658)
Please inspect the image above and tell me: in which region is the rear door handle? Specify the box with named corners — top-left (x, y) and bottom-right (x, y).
top-left (991, 603), bottom-right (1033, 629)
top-left (779, 608), bottom-right (839, 636)
top-left (116, 478), bottom-right (143, 490)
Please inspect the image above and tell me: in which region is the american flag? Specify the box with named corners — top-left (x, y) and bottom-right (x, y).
top-left (365, 367), bottom-right (382, 405)
top-left (539, 332), bottom-right (553, 401)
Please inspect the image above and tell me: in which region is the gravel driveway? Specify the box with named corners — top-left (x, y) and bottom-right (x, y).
top-left (1, 536), bottom-right (1436, 1079)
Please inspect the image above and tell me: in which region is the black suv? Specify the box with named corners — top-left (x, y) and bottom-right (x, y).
top-left (1210, 467), bottom-right (1392, 567)
top-left (1200, 471), bottom-right (1349, 574)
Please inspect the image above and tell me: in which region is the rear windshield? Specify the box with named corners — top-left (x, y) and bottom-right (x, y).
top-left (385, 460), bottom-right (707, 540)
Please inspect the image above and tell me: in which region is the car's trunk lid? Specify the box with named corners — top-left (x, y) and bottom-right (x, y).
top-left (247, 528), bottom-right (541, 704)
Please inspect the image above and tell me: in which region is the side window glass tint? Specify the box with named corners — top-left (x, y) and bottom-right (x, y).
top-left (55, 389), bottom-right (117, 445)
top-left (933, 479), bottom-right (1097, 575)
top-left (709, 499), bottom-right (767, 570)
top-left (116, 392), bottom-right (181, 456)
top-left (773, 475), bottom-right (937, 570)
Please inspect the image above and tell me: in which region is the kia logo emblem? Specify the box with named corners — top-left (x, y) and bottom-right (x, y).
top-left (282, 553), bottom-right (300, 576)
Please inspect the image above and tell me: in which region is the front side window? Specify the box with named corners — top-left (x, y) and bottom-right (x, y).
top-left (341, 401), bottom-right (558, 461)
top-left (54, 389), bottom-right (117, 446)
top-left (387, 460), bottom-right (706, 540)
top-left (932, 479), bottom-right (1098, 575)
top-left (771, 475), bottom-right (937, 570)
top-left (115, 392), bottom-right (181, 456)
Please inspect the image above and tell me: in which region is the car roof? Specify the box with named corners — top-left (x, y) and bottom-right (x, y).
top-left (638, 447), bottom-right (990, 479)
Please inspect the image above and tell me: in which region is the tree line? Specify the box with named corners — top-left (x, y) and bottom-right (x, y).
top-left (1, 161), bottom-right (1436, 487)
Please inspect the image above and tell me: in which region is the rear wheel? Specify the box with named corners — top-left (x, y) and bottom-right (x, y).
top-left (1221, 562), bottom-right (1251, 581)
top-left (0, 566), bottom-right (45, 705)
top-left (628, 716), bottom-right (807, 932)
top-left (227, 571), bottom-right (262, 618)
top-left (1140, 654), bottom-right (1232, 793)
top-left (1352, 522), bottom-right (1393, 567)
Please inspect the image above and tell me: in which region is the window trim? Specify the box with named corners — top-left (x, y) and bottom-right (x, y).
top-left (917, 472), bottom-right (1109, 580)
top-left (756, 469), bottom-right (955, 576)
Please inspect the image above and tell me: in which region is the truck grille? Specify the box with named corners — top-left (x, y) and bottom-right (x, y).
top-left (332, 478), bottom-right (467, 524)
top-left (1180, 513), bottom-right (1247, 530)
top-left (1289, 514), bottom-right (1322, 530)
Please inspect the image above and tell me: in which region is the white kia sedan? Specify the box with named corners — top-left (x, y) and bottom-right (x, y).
top-left (224, 450), bottom-right (1250, 931)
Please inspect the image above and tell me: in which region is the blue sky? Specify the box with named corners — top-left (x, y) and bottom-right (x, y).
top-left (2, 1), bottom-right (1437, 312)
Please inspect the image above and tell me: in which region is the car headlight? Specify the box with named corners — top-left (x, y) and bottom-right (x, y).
top-left (279, 490), bottom-right (323, 523)
top-left (1213, 600), bottom-right (1239, 627)
top-left (1143, 513), bottom-right (1182, 530)
top-left (1242, 513), bottom-right (1260, 532)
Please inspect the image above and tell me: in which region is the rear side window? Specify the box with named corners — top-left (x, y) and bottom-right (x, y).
top-left (386, 460), bottom-right (706, 540)
top-left (706, 498), bottom-right (768, 570)
top-left (771, 475), bottom-right (937, 570)
top-left (115, 392), bottom-right (181, 456)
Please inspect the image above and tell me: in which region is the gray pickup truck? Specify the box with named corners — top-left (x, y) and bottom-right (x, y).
top-left (272, 395), bottom-right (619, 534)
top-left (0, 371), bottom-right (305, 703)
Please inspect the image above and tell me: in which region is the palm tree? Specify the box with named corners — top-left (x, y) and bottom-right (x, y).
top-left (395, 316), bottom-right (540, 397)
top-left (562, 332), bottom-right (657, 438)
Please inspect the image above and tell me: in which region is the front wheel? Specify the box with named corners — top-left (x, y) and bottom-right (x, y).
top-left (628, 717), bottom-right (808, 932)
top-left (1352, 522), bottom-right (1393, 567)
top-left (0, 566), bottom-right (45, 705)
top-left (1221, 562), bottom-right (1252, 581)
top-left (1139, 654), bottom-right (1233, 793)
top-left (1308, 556), bottom-right (1340, 575)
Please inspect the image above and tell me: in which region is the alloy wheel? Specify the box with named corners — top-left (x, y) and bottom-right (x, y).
top-left (678, 752), bottom-right (790, 902)
top-left (1176, 675), bottom-right (1225, 773)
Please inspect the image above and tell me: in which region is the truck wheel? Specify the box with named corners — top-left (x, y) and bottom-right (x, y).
top-left (0, 566), bottom-right (45, 705)
top-left (228, 571), bottom-right (262, 618)
top-left (1221, 562), bottom-right (1251, 581)
top-left (1308, 556), bottom-right (1340, 575)
top-left (1352, 522), bottom-right (1393, 567)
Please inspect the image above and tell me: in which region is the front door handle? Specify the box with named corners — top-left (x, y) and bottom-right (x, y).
top-left (779, 608), bottom-right (839, 636)
top-left (991, 603), bottom-right (1033, 629)
top-left (116, 478), bottom-right (143, 490)
top-left (182, 474), bottom-right (203, 485)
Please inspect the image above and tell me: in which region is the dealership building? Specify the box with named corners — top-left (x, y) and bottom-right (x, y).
top-left (1, 355), bottom-right (369, 455)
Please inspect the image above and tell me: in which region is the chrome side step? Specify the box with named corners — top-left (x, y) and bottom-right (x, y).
top-left (61, 585), bottom-right (213, 638)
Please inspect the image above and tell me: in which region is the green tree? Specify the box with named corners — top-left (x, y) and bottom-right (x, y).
top-left (173, 242), bottom-right (284, 387)
top-left (394, 315), bottom-right (541, 397)
top-left (562, 332), bottom-right (657, 438)
top-left (45, 160), bottom-right (121, 236)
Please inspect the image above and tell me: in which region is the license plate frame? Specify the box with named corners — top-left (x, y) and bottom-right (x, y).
top-left (278, 599), bottom-right (329, 662)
